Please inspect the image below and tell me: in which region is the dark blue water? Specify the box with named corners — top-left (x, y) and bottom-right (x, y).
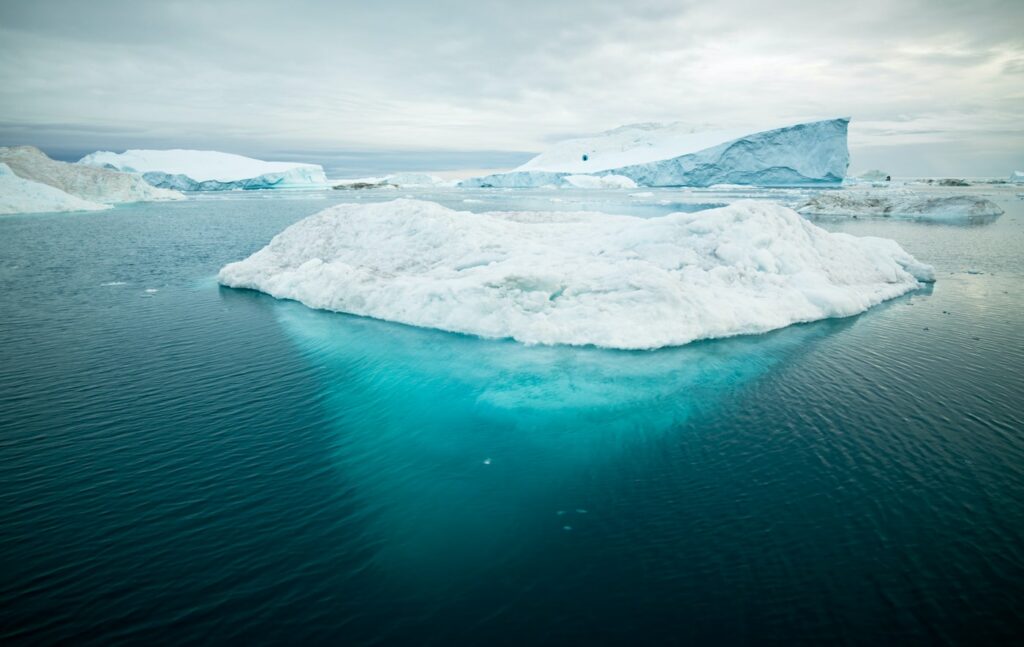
top-left (2, 190), bottom-right (1023, 644)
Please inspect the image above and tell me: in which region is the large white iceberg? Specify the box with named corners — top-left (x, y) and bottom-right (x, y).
top-left (78, 149), bottom-right (327, 191)
top-left (218, 198), bottom-right (932, 349)
top-left (798, 190), bottom-right (1004, 221)
top-left (1012, 171), bottom-right (1024, 183)
top-left (461, 119), bottom-right (849, 188)
top-left (1, 146), bottom-right (182, 204)
top-left (0, 163), bottom-right (111, 215)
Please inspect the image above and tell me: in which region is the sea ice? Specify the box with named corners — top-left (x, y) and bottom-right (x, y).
top-left (218, 198), bottom-right (933, 350)
top-left (77, 149), bottom-right (327, 191)
top-left (0, 163), bottom-right (111, 215)
top-left (460, 119), bottom-right (849, 188)
top-left (563, 174), bottom-right (637, 189)
top-left (1, 146), bottom-right (182, 204)
top-left (798, 190), bottom-right (1004, 221)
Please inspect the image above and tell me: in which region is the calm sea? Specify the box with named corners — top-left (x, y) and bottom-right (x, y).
top-left (1, 187), bottom-right (1022, 644)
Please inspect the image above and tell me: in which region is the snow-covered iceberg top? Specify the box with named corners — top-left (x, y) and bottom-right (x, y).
top-left (0, 163), bottom-right (111, 215)
top-left (218, 198), bottom-right (932, 349)
top-left (77, 149), bottom-right (327, 191)
top-left (461, 118), bottom-right (849, 189)
top-left (1, 145), bottom-right (182, 204)
top-left (798, 190), bottom-right (1004, 221)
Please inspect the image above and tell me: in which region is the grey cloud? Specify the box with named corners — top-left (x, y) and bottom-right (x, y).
top-left (1, 0), bottom-right (1022, 175)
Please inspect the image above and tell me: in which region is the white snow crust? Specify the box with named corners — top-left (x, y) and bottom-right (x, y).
top-left (219, 199), bottom-right (933, 349)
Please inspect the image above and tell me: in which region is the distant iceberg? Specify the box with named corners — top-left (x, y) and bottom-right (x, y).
top-left (461, 119), bottom-right (849, 188)
top-left (1, 146), bottom-right (182, 204)
top-left (218, 198), bottom-right (932, 350)
top-left (0, 163), bottom-right (110, 215)
top-left (798, 190), bottom-right (1004, 221)
top-left (1012, 171), bottom-right (1024, 183)
top-left (332, 172), bottom-right (448, 190)
top-left (563, 174), bottom-right (637, 189)
top-left (78, 149), bottom-right (327, 191)
top-left (850, 169), bottom-right (890, 183)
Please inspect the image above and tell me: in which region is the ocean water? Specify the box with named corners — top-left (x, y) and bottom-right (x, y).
top-left (1, 188), bottom-right (1023, 644)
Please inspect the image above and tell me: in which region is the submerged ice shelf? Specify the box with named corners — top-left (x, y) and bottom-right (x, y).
top-left (218, 199), bottom-right (933, 349)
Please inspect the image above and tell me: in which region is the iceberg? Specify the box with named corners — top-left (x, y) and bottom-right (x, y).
top-left (461, 119), bottom-right (849, 188)
top-left (798, 190), bottom-right (1004, 221)
top-left (0, 146), bottom-right (183, 203)
top-left (0, 163), bottom-right (111, 215)
top-left (332, 172), bottom-right (448, 190)
top-left (563, 174), bottom-right (637, 189)
top-left (1011, 171), bottom-right (1024, 183)
top-left (77, 149), bottom-right (327, 191)
top-left (850, 169), bottom-right (890, 183)
top-left (218, 198), bottom-right (932, 350)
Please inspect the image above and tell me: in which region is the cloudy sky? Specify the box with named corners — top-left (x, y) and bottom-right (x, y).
top-left (1, 0), bottom-right (1021, 175)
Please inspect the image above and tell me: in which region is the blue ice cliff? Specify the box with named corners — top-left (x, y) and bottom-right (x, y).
top-left (461, 118), bottom-right (850, 188)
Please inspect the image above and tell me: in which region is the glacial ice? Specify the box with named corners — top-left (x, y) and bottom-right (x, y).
top-left (77, 149), bottom-right (327, 191)
top-left (460, 119), bottom-right (849, 188)
top-left (798, 190), bottom-right (1004, 221)
top-left (563, 174), bottom-right (637, 189)
top-left (218, 198), bottom-right (933, 350)
top-left (1012, 171), bottom-right (1024, 183)
top-left (0, 163), bottom-right (111, 214)
top-left (1, 146), bottom-right (183, 204)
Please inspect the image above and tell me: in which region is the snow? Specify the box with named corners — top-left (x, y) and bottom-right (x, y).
top-left (218, 198), bottom-right (932, 350)
top-left (0, 163), bottom-right (111, 215)
top-left (77, 149), bottom-right (327, 191)
top-left (798, 190), bottom-right (1004, 221)
top-left (461, 119), bottom-right (849, 188)
top-left (1, 146), bottom-right (183, 204)
top-left (563, 174), bottom-right (637, 189)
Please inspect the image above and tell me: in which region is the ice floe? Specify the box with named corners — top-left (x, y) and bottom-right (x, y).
top-left (797, 190), bottom-right (1004, 221)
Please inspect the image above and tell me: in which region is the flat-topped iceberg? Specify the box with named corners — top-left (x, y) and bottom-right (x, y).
top-left (798, 190), bottom-right (1004, 221)
top-left (218, 198), bottom-right (932, 349)
top-left (1, 146), bottom-right (183, 204)
top-left (461, 119), bottom-right (849, 189)
top-left (78, 149), bottom-right (327, 191)
top-left (0, 163), bottom-right (111, 215)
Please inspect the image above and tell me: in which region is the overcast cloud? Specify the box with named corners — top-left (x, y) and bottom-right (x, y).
top-left (1, 0), bottom-right (1021, 175)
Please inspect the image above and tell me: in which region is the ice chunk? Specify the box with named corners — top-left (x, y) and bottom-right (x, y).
top-left (0, 163), bottom-right (111, 215)
top-left (77, 149), bottom-right (327, 191)
top-left (1011, 171), bottom-right (1024, 183)
top-left (563, 174), bottom-right (637, 189)
top-left (1, 146), bottom-right (182, 203)
top-left (798, 190), bottom-right (1004, 221)
top-left (850, 169), bottom-right (890, 183)
top-left (461, 119), bottom-right (849, 188)
top-left (218, 198), bottom-right (933, 350)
